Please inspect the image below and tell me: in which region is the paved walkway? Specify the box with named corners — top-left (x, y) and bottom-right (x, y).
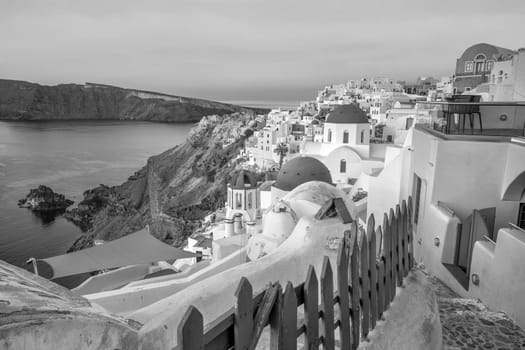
top-left (425, 273), bottom-right (525, 350)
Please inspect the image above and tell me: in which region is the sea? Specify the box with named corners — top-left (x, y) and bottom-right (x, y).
top-left (0, 120), bottom-right (194, 277)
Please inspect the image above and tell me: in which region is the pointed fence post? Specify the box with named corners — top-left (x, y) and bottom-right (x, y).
top-left (281, 282), bottom-right (297, 350)
top-left (337, 238), bottom-right (351, 350)
top-left (389, 208), bottom-right (399, 295)
top-left (402, 200), bottom-right (410, 277)
top-left (235, 277), bottom-right (254, 350)
top-left (304, 265), bottom-right (319, 350)
top-left (360, 231), bottom-right (370, 339)
top-left (349, 224), bottom-right (360, 350)
top-left (407, 196), bottom-right (414, 269)
top-left (395, 205), bottom-right (403, 287)
top-left (382, 214), bottom-right (392, 310)
top-left (376, 229), bottom-right (385, 319)
top-left (321, 257), bottom-right (335, 350)
top-left (368, 222), bottom-right (378, 330)
top-left (178, 305), bottom-right (204, 350)
top-left (270, 284), bottom-right (283, 350)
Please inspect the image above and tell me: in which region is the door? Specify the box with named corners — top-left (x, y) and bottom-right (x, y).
top-left (475, 61), bottom-right (484, 74)
top-left (518, 203), bottom-right (525, 229)
top-left (412, 175), bottom-right (426, 227)
top-left (456, 209), bottom-right (492, 275)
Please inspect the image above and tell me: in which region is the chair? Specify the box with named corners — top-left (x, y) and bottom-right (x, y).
top-left (445, 95), bottom-right (471, 133)
top-left (468, 95), bottom-right (482, 132)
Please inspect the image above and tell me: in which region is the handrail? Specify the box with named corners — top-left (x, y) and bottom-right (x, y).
top-left (483, 235), bottom-right (496, 245)
top-left (509, 223), bottom-right (525, 233)
top-left (418, 101), bottom-right (525, 107)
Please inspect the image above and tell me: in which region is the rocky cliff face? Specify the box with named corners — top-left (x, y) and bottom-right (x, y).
top-left (67, 112), bottom-right (257, 251)
top-left (0, 79), bottom-right (267, 122)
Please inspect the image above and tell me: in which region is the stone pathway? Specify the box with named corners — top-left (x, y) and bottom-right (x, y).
top-left (426, 274), bottom-right (525, 350)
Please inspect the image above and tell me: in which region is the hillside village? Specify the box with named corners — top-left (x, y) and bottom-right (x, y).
top-left (2, 42), bottom-right (525, 349)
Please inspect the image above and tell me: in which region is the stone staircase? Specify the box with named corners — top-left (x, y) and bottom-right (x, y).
top-left (426, 274), bottom-right (525, 349)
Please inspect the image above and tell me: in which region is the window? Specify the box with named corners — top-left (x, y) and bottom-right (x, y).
top-left (475, 54), bottom-right (486, 60)
top-left (340, 159), bottom-right (346, 173)
top-left (343, 131), bottom-right (349, 144)
top-left (465, 61), bottom-right (473, 72)
top-left (465, 87), bottom-right (471, 92)
top-left (235, 193), bottom-right (242, 209)
top-left (413, 175), bottom-right (422, 224)
top-left (327, 129), bottom-right (332, 142)
top-left (485, 60), bottom-right (494, 72)
top-left (360, 130), bottom-right (365, 143)
top-left (247, 192), bottom-right (253, 209)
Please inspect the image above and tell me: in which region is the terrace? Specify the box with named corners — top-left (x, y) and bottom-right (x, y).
top-left (416, 100), bottom-right (525, 138)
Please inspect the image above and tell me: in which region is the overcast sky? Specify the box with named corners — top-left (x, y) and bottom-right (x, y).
top-left (1, 0), bottom-right (525, 102)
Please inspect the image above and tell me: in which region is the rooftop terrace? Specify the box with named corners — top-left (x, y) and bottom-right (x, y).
top-left (416, 101), bottom-right (525, 138)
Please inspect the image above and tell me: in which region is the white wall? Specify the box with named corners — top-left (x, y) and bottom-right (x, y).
top-left (323, 122), bottom-right (370, 146)
top-left (470, 227), bottom-right (525, 329)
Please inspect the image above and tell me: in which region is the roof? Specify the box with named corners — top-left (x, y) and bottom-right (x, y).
top-left (193, 235), bottom-right (213, 249)
top-left (325, 104), bottom-right (369, 124)
top-left (229, 169), bottom-right (257, 189)
top-left (273, 156), bottom-right (332, 191)
top-left (259, 180), bottom-right (275, 191)
top-left (35, 228), bottom-right (195, 279)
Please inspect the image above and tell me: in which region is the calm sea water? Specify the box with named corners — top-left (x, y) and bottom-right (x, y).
top-left (0, 121), bottom-right (193, 272)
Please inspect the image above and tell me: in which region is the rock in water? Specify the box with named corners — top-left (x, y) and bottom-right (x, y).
top-left (18, 185), bottom-right (74, 211)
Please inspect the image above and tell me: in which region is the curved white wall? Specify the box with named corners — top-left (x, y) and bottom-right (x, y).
top-left (135, 216), bottom-right (351, 350)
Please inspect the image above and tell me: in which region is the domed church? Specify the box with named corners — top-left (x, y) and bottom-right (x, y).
top-left (225, 169), bottom-right (259, 222)
top-left (299, 104), bottom-right (384, 186)
top-left (323, 104), bottom-right (370, 147)
top-left (271, 156), bottom-right (333, 204)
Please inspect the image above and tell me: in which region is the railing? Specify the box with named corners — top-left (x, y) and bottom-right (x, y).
top-left (417, 101), bottom-right (525, 137)
top-left (176, 197), bottom-right (415, 350)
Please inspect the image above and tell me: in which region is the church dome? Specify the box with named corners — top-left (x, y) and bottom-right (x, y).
top-left (273, 157), bottom-right (332, 191)
top-left (229, 170), bottom-right (257, 189)
top-left (325, 104), bottom-right (368, 124)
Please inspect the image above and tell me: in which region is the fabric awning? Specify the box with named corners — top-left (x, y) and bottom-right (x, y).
top-left (35, 228), bottom-right (195, 279)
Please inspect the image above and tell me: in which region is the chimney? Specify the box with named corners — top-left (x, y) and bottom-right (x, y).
top-left (234, 213), bottom-right (244, 235)
top-left (224, 218), bottom-right (234, 237)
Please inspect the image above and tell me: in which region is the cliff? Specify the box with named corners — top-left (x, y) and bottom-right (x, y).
top-left (0, 79), bottom-right (267, 122)
top-left (66, 112), bottom-right (258, 251)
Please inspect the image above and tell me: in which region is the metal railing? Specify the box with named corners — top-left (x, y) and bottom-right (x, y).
top-left (416, 101), bottom-right (525, 137)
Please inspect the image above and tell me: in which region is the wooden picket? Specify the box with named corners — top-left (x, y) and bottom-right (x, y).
top-left (321, 257), bottom-right (335, 350)
top-left (349, 223), bottom-right (360, 350)
top-left (367, 216), bottom-right (378, 330)
top-left (337, 237), bottom-right (351, 350)
top-left (176, 196), bottom-right (415, 350)
top-left (304, 266), bottom-right (319, 349)
top-left (382, 213), bottom-right (392, 310)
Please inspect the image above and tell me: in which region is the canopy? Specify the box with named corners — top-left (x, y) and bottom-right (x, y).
top-left (35, 228), bottom-right (195, 279)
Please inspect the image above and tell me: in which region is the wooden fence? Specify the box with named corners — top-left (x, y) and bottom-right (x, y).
top-left (177, 197), bottom-right (414, 350)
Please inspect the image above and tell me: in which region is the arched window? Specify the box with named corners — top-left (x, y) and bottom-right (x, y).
top-left (475, 54), bottom-right (486, 60)
top-left (474, 54), bottom-right (486, 74)
top-left (360, 130), bottom-right (365, 143)
top-left (247, 192), bottom-right (253, 209)
top-left (327, 129), bottom-right (332, 142)
top-left (340, 159), bottom-right (346, 173)
top-left (235, 193), bottom-right (242, 209)
top-left (343, 130), bottom-right (349, 144)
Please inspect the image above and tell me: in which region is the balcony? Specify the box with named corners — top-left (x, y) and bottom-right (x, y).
top-left (416, 101), bottom-right (525, 138)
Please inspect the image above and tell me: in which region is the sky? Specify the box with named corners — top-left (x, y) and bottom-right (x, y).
top-left (1, 0), bottom-right (525, 102)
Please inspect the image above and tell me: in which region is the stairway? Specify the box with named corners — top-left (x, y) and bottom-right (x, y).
top-left (426, 274), bottom-right (525, 349)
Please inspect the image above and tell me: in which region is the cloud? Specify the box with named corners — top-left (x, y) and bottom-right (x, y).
top-left (1, 0), bottom-right (524, 101)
